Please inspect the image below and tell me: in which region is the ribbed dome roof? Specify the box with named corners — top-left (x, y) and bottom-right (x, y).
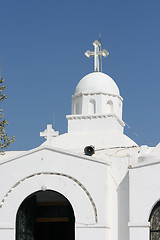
top-left (75, 72), bottom-right (120, 95)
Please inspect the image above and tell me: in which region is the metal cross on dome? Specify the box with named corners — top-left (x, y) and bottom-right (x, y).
top-left (85, 40), bottom-right (109, 72)
top-left (40, 124), bottom-right (59, 144)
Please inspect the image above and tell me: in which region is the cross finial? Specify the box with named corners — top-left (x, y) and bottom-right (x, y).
top-left (85, 40), bottom-right (109, 72)
top-left (40, 124), bottom-right (59, 144)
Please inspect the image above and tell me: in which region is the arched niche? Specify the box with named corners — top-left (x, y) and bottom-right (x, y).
top-left (106, 100), bottom-right (113, 114)
top-left (0, 173), bottom-right (96, 227)
top-left (89, 99), bottom-right (96, 114)
top-left (16, 190), bottom-right (75, 240)
top-left (75, 102), bottom-right (79, 114)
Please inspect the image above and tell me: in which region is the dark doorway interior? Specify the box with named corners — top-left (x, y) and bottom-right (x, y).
top-left (36, 222), bottom-right (72, 240)
top-left (16, 190), bottom-right (75, 240)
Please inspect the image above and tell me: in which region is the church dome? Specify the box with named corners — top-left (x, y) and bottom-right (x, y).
top-left (75, 72), bottom-right (120, 95)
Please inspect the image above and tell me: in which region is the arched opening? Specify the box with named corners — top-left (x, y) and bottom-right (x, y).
top-left (106, 100), bottom-right (113, 114)
top-left (89, 99), bottom-right (96, 114)
top-left (76, 101), bottom-right (80, 114)
top-left (118, 102), bottom-right (121, 117)
top-left (16, 190), bottom-right (75, 240)
top-left (149, 201), bottom-right (160, 240)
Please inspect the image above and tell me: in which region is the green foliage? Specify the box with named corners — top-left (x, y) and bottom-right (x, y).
top-left (0, 77), bottom-right (15, 153)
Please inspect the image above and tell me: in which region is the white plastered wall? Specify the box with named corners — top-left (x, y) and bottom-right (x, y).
top-left (67, 116), bottom-right (124, 133)
top-left (129, 160), bottom-right (160, 240)
top-left (0, 147), bottom-right (109, 240)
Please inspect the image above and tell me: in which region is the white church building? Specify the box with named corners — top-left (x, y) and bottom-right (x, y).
top-left (0, 40), bottom-right (160, 240)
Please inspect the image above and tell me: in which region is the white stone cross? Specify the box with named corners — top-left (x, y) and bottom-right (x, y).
top-left (85, 40), bottom-right (109, 72)
top-left (40, 124), bottom-right (59, 144)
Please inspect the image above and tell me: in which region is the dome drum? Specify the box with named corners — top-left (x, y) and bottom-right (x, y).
top-left (72, 93), bottom-right (122, 120)
top-left (69, 71), bottom-right (123, 133)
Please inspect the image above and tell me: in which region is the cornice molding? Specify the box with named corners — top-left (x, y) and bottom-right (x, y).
top-left (66, 114), bottom-right (125, 127)
top-left (72, 92), bottom-right (123, 101)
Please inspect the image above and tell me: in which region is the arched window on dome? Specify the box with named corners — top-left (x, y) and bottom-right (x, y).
top-left (117, 102), bottom-right (122, 118)
top-left (149, 201), bottom-right (160, 240)
top-left (76, 101), bottom-right (80, 114)
top-left (72, 102), bottom-right (75, 114)
top-left (89, 99), bottom-right (96, 114)
top-left (106, 100), bottom-right (113, 114)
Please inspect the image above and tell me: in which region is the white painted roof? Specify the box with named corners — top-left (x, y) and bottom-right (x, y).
top-left (46, 130), bottom-right (137, 153)
top-left (75, 72), bottom-right (120, 95)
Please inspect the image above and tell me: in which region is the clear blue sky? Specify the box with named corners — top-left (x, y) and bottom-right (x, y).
top-left (0, 0), bottom-right (160, 150)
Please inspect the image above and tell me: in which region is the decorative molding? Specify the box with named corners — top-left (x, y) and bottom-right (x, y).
top-left (0, 224), bottom-right (14, 229)
top-left (0, 145), bottom-right (108, 166)
top-left (76, 224), bottom-right (110, 229)
top-left (131, 157), bottom-right (160, 169)
top-left (66, 114), bottom-right (125, 127)
top-left (72, 92), bottom-right (123, 101)
top-left (128, 222), bottom-right (150, 227)
top-left (0, 172), bottom-right (98, 223)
